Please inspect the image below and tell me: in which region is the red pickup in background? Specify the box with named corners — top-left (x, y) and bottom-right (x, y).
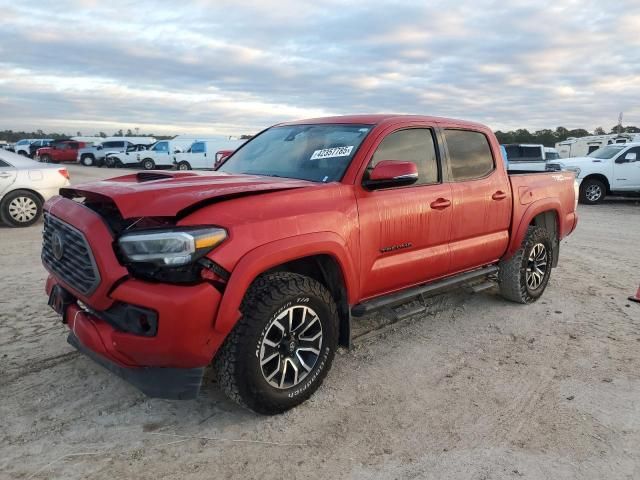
top-left (36, 140), bottom-right (86, 163)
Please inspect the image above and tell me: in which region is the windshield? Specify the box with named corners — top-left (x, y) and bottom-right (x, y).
top-left (218, 124), bottom-right (372, 182)
top-left (588, 145), bottom-right (626, 159)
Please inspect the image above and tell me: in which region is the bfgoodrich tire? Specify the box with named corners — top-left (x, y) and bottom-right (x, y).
top-left (579, 178), bottom-right (606, 204)
top-left (214, 272), bottom-right (339, 415)
top-left (498, 226), bottom-right (553, 304)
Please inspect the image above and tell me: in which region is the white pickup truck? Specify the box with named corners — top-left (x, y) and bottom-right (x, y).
top-left (546, 143), bottom-right (640, 204)
top-left (503, 144), bottom-right (560, 171)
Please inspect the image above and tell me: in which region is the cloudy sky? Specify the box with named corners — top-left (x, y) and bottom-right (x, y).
top-left (1, 0), bottom-right (639, 136)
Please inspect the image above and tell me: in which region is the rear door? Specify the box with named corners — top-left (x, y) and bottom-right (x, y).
top-left (356, 125), bottom-right (453, 299)
top-left (0, 158), bottom-right (18, 196)
top-left (613, 146), bottom-right (640, 190)
top-left (442, 128), bottom-right (512, 273)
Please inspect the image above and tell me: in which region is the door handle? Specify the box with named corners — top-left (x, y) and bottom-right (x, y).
top-left (430, 198), bottom-right (451, 209)
top-left (492, 191), bottom-right (507, 200)
top-left (0, 172), bottom-right (12, 178)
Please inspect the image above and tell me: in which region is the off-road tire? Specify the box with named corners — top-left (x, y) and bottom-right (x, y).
top-left (1, 189), bottom-right (43, 227)
top-left (81, 155), bottom-right (94, 167)
top-left (177, 161), bottom-right (191, 171)
top-left (579, 178), bottom-right (606, 204)
top-left (141, 158), bottom-right (155, 170)
top-left (214, 272), bottom-right (339, 415)
top-left (498, 226), bottom-right (553, 304)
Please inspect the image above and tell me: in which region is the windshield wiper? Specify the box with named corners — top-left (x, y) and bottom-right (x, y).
top-left (241, 171), bottom-right (288, 178)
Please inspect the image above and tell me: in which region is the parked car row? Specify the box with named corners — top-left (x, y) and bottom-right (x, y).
top-left (7, 135), bottom-right (245, 171)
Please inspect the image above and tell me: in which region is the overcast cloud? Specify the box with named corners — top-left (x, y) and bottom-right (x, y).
top-left (1, 0), bottom-right (639, 136)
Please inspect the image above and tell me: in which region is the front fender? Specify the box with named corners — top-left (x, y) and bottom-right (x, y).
top-left (213, 231), bottom-right (358, 337)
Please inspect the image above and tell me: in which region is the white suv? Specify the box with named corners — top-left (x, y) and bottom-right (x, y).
top-left (546, 143), bottom-right (640, 204)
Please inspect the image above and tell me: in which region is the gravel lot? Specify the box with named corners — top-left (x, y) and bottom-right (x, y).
top-left (1, 164), bottom-right (639, 479)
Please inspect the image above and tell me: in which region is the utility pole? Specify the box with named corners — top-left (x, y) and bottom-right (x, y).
top-left (617, 112), bottom-right (623, 135)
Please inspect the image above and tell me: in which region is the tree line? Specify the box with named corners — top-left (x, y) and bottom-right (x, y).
top-left (495, 125), bottom-right (640, 147)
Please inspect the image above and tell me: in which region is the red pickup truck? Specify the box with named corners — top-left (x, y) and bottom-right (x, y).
top-left (42, 115), bottom-right (578, 414)
top-left (36, 140), bottom-right (86, 163)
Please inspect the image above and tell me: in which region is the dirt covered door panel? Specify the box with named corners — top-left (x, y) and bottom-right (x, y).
top-left (356, 126), bottom-right (452, 299)
top-left (441, 128), bottom-right (512, 273)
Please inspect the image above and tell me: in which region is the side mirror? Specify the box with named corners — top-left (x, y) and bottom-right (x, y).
top-left (173, 149), bottom-right (182, 154)
top-left (364, 160), bottom-right (418, 190)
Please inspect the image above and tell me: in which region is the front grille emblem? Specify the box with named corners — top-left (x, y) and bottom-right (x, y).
top-left (51, 231), bottom-right (65, 260)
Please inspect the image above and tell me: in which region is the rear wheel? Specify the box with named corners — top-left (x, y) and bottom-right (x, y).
top-left (177, 161), bottom-right (191, 171)
top-left (214, 272), bottom-right (338, 414)
top-left (142, 158), bottom-right (155, 170)
top-left (579, 178), bottom-right (606, 204)
top-left (498, 226), bottom-right (553, 304)
top-left (1, 190), bottom-right (43, 227)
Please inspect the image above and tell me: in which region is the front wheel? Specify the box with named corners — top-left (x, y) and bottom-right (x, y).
top-left (81, 155), bottom-right (94, 167)
top-left (498, 226), bottom-right (553, 304)
top-left (579, 178), bottom-right (606, 204)
top-left (214, 272), bottom-right (339, 414)
top-left (141, 158), bottom-right (155, 170)
top-left (177, 161), bottom-right (191, 171)
top-left (40, 154), bottom-right (51, 163)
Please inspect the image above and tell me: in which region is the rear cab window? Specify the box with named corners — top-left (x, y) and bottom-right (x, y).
top-left (444, 129), bottom-right (495, 181)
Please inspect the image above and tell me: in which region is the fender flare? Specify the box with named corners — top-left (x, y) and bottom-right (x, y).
top-left (505, 198), bottom-right (562, 259)
top-left (213, 232), bottom-right (358, 337)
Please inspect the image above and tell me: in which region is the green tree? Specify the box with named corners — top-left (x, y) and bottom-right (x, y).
top-left (593, 127), bottom-right (606, 135)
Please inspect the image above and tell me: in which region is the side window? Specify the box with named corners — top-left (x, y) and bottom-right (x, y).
top-left (622, 146), bottom-right (640, 161)
top-left (154, 142), bottom-right (169, 152)
top-left (444, 129), bottom-right (495, 181)
top-left (191, 142), bottom-right (205, 154)
top-left (0, 159), bottom-right (11, 167)
top-left (368, 128), bottom-right (438, 186)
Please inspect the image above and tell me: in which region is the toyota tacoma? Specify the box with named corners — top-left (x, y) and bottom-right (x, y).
top-left (42, 115), bottom-right (578, 414)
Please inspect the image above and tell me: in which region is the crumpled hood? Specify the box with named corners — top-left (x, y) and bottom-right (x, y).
top-left (60, 171), bottom-right (315, 218)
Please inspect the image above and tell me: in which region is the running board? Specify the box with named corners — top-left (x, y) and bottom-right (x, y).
top-left (351, 265), bottom-right (499, 317)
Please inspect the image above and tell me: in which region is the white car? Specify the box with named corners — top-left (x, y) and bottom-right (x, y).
top-left (0, 150), bottom-right (70, 226)
top-left (546, 143), bottom-right (640, 204)
top-left (173, 139), bottom-right (245, 170)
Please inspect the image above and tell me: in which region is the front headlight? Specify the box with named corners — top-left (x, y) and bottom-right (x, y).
top-left (564, 166), bottom-right (581, 177)
top-left (118, 227), bottom-right (227, 267)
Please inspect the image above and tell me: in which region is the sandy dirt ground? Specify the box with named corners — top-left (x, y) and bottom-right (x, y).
top-left (1, 164), bottom-right (639, 479)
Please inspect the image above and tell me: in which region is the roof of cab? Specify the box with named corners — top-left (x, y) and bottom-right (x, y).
top-left (277, 114), bottom-right (489, 130)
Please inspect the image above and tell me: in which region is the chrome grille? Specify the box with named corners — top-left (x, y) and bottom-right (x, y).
top-left (42, 212), bottom-right (100, 295)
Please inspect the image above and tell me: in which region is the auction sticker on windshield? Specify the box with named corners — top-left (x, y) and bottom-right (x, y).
top-left (310, 146), bottom-right (354, 160)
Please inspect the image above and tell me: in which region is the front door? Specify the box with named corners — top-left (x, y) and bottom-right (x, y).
top-left (613, 146), bottom-right (640, 190)
top-left (356, 127), bottom-right (452, 299)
